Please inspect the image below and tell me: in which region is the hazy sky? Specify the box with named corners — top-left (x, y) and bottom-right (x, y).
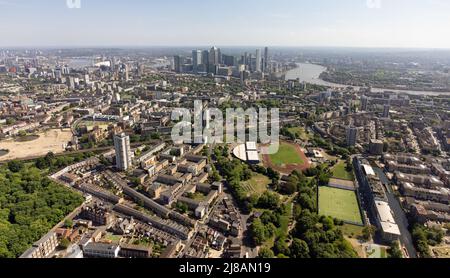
top-left (1, 0), bottom-right (450, 48)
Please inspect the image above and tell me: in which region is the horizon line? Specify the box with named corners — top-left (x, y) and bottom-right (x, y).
top-left (1, 45), bottom-right (450, 51)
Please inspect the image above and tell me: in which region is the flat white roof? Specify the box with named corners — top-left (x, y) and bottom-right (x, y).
top-left (246, 142), bottom-right (257, 151)
top-left (246, 151), bottom-right (260, 162)
top-left (362, 164), bottom-right (376, 176)
top-left (380, 222), bottom-right (401, 236)
top-left (375, 201), bottom-right (401, 236)
top-left (375, 201), bottom-right (396, 224)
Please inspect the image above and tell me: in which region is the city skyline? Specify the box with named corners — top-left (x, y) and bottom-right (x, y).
top-left (1, 0), bottom-right (450, 264)
top-left (0, 0), bottom-right (450, 49)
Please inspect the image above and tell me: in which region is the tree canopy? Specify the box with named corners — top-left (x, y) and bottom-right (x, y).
top-left (0, 163), bottom-right (84, 258)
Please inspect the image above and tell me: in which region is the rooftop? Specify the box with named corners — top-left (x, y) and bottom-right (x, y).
top-left (246, 151), bottom-right (260, 162)
top-left (246, 142), bottom-right (257, 151)
top-left (375, 201), bottom-right (401, 236)
top-left (362, 164), bottom-right (376, 177)
top-left (375, 201), bottom-right (396, 224)
top-left (232, 144), bottom-right (247, 161)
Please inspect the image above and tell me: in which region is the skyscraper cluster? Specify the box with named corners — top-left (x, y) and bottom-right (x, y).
top-left (173, 46), bottom-right (271, 79)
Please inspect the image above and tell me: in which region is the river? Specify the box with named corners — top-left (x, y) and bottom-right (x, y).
top-left (285, 63), bottom-right (450, 96)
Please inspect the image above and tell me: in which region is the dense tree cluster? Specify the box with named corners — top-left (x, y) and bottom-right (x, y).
top-left (250, 217), bottom-right (277, 246)
top-left (257, 192), bottom-right (281, 210)
top-left (0, 162), bottom-right (84, 258)
top-left (214, 147), bottom-right (256, 212)
top-left (258, 169), bottom-right (355, 258)
top-left (253, 100), bottom-right (281, 109)
top-left (35, 152), bottom-right (95, 172)
top-left (292, 211), bottom-right (356, 258)
top-left (411, 224), bottom-right (444, 258)
top-left (303, 165), bottom-right (332, 187)
top-left (130, 133), bottom-right (160, 144)
top-left (249, 208), bottom-right (287, 246)
top-left (388, 241), bottom-right (403, 258)
top-left (362, 225), bottom-right (376, 241)
top-left (310, 136), bottom-right (353, 159)
top-left (280, 127), bottom-right (297, 141)
top-left (174, 202), bottom-right (188, 214)
top-left (258, 247), bottom-right (275, 258)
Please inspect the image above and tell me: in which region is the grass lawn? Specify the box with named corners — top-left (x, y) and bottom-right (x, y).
top-left (340, 224), bottom-right (365, 238)
top-left (287, 127), bottom-right (310, 141)
top-left (332, 160), bottom-right (354, 181)
top-left (188, 192), bottom-right (207, 201)
top-left (319, 186), bottom-right (363, 225)
top-left (241, 173), bottom-right (270, 198)
top-left (105, 233), bottom-right (123, 243)
top-left (276, 201), bottom-right (293, 238)
top-left (269, 142), bottom-right (304, 166)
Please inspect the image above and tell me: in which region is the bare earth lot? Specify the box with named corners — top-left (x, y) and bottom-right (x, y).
top-left (0, 129), bottom-right (72, 161)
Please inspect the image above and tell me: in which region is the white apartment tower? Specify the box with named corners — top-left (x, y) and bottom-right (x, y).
top-left (114, 133), bottom-right (132, 171)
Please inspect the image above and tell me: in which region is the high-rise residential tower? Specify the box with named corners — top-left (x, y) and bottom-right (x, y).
top-left (255, 49), bottom-right (262, 72)
top-left (361, 96), bottom-right (369, 111)
top-left (209, 47), bottom-right (220, 66)
top-left (174, 55), bottom-right (184, 73)
top-left (201, 50), bottom-right (209, 67)
top-left (114, 133), bottom-right (132, 171)
top-left (263, 47), bottom-right (269, 72)
top-left (208, 47), bottom-right (220, 74)
top-left (383, 104), bottom-right (390, 118)
top-left (192, 50), bottom-right (202, 73)
top-left (346, 126), bottom-right (358, 147)
top-left (124, 64), bottom-right (129, 81)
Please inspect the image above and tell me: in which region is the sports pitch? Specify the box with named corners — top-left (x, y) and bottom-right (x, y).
top-left (319, 186), bottom-right (363, 225)
top-left (269, 142), bottom-right (305, 166)
top-left (262, 141), bottom-right (310, 174)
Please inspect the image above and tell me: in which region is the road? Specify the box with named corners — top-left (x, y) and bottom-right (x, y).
top-left (239, 211), bottom-right (258, 258)
top-left (373, 167), bottom-right (417, 258)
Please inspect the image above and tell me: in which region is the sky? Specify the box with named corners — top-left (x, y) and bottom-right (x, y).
top-left (0, 0), bottom-right (450, 48)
